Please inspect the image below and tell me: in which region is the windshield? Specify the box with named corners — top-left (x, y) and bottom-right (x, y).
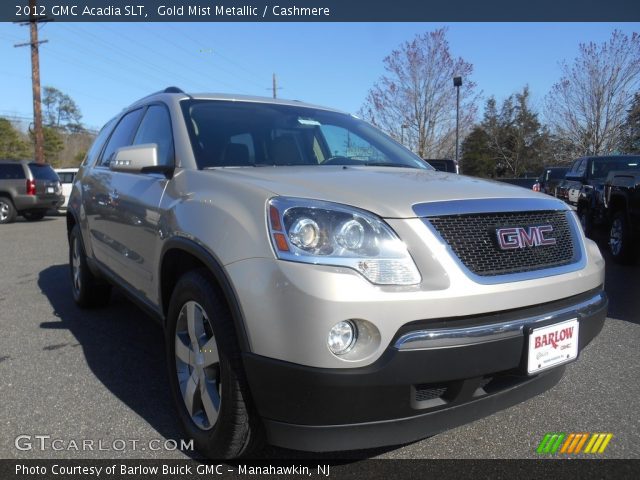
top-left (591, 157), bottom-right (640, 179)
top-left (181, 100), bottom-right (429, 170)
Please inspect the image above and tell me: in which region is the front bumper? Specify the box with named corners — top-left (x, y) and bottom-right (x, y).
top-left (243, 287), bottom-right (607, 452)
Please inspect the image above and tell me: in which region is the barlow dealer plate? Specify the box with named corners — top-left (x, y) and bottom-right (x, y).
top-left (527, 319), bottom-right (579, 374)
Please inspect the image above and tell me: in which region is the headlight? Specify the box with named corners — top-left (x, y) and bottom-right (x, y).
top-left (267, 197), bottom-right (421, 285)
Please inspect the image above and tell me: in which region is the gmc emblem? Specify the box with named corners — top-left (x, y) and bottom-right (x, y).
top-left (496, 225), bottom-right (556, 250)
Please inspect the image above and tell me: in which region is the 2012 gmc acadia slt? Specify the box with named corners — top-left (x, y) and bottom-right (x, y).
top-left (67, 88), bottom-right (607, 458)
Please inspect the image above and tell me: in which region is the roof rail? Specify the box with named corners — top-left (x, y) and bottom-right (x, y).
top-left (132, 87), bottom-right (191, 105)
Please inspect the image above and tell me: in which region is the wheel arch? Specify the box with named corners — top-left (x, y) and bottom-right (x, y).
top-left (66, 209), bottom-right (78, 239)
top-left (159, 237), bottom-right (252, 353)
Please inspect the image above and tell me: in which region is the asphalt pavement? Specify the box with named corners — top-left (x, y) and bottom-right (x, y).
top-left (0, 216), bottom-right (638, 460)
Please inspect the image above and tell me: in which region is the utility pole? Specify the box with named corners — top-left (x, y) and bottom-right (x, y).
top-left (269, 73), bottom-right (282, 99)
top-left (15, 0), bottom-right (48, 164)
top-left (453, 76), bottom-right (462, 174)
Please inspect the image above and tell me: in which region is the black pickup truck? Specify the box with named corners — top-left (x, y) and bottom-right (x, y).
top-left (558, 155), bottom-right (640, 239)
top-left (604, 169), bottom-right (640, 263)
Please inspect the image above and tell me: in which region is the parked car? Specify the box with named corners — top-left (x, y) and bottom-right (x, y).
top-left (532, 166), bottom-right (569, 196)
top-left (558, 155), bottom-right (640, 235)
top-left (68, 88), bottom-right (607, 458)
top-left (603, 169), bottom-right (640, 263)
top-left (0, 160), bottom-right (64, 224)
top-left (425, 158), bottom-right (457, 173)
top-left (55, 167), bottom-right (79, 211)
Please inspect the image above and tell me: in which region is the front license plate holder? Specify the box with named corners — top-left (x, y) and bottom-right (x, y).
top-left (527, 319), bottom-right (579, 375)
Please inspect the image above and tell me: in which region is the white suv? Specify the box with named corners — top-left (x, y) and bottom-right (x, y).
top-left (55, 167), bottom-right (78, 211)
top-left (67, 88), bottom-right (607, 458)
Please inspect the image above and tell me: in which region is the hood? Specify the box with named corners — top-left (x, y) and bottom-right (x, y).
top-left (210, 166), bottom-right (553, 218)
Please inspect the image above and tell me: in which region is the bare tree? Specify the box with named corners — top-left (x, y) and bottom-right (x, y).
top-left (545, 30), bottom-right (640, 158)
top-left (360, 28), bottom-right (478, 159)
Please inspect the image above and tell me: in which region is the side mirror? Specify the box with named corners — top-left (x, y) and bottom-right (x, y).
top-left (110, 144), bottom-right (158, 173)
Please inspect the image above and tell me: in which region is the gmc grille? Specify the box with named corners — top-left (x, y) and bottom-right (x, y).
top-left (426, 210), bottom-right (576, 276)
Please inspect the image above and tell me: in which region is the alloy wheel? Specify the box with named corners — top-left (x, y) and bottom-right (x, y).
top-left (610, 217), bottom-right (623, 256)
top-left (71, 236), bottom-right (82, 294)
top-left (175, 301), bottom-right (221, 431)
top-left (0, 201), bottom-right (9, 222)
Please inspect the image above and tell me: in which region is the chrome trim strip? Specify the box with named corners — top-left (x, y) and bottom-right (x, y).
top-left (412, 197), bottom-right (570, 217)
top-left (394, 290), bottom-right (606, 350)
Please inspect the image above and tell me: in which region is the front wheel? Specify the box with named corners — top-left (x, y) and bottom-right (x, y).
top-left (609, 211), bottom-right (638, 264)
top-left (166, 269), bottom-right (262, 459)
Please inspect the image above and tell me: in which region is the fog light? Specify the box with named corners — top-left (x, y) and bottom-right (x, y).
top-left (328, 320), bottom-right (357, 355)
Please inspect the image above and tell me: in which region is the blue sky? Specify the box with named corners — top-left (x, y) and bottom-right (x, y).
top-left (0, 22), bottom-right (638, 130)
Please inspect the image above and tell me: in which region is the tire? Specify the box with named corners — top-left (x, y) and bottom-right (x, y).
top-left (23, 210), bottom-right (46, 221)
top-left (609, 210), bottom-right (638, 265)
top-left (69, 224), bottom-right (112, 307)
top-left (166, 269), bottom-right (263, 459)
top-left (578, 207), bottom-right (593, 238)
top-left (0, 196), bottom-right (17, 224)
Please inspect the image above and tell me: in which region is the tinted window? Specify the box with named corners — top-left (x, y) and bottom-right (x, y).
top-left (28, 163), bottom-right (60, 181)
top-left (549, 169), bottom-right (567, 179)
top-left (99, 108), bottom-right (144, 167)
top-left (591, 156), bottom-right (640, 179)
top-left (84, 119), bottom-right (115, 167)
top-left (0, 163), bottom-right (25, 179)
top-left (575, 159), bottom-right (586, 176)
top-left (133, 105), bottom-right (174, 166)
top-left (58, 172), bottom-right (75, 183)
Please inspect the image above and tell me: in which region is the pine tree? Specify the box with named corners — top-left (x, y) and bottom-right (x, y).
top-left (0, 118), bottom-right (31, 159)
top-left (461, 126), bottom-right (494, 177)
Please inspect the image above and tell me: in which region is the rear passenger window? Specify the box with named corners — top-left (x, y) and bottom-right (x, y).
top-left (133, 105), bottom-right (174, 166)
top-left (0, 163), bottom-right (25, 179)
top-left (99, 108), bottom-right (144, 167)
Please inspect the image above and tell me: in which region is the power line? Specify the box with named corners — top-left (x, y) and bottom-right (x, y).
top-left (165, 24), bottom-right (268, 91)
